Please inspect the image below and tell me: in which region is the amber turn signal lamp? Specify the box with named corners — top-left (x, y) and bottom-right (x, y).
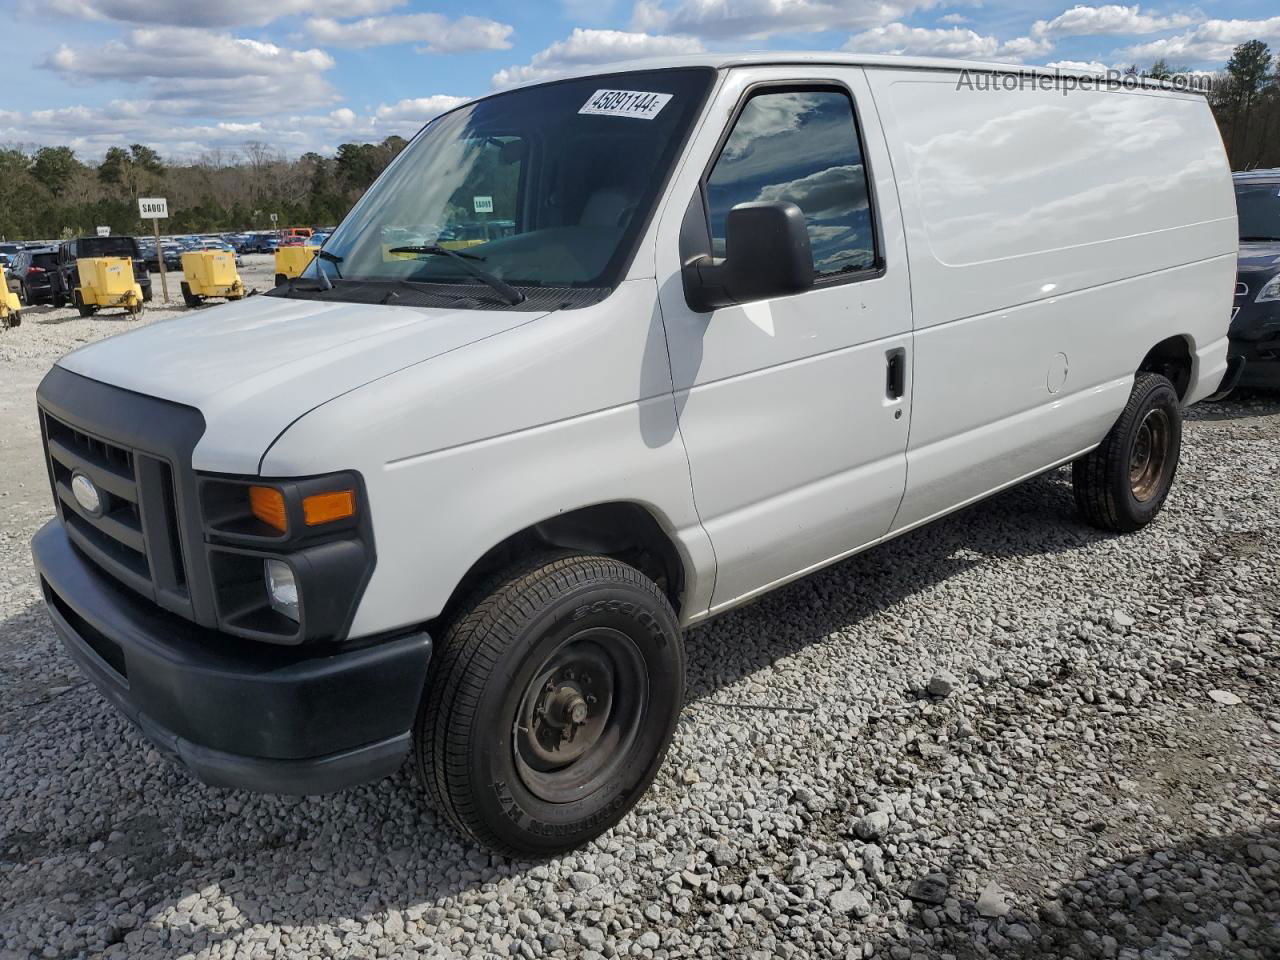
top-left (249, 486), bottom-right (288, 533)
top-left (303, 490), bottom-right (356, 526)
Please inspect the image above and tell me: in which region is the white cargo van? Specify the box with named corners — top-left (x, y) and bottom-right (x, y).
top-left (32, 54), bottom-right (1237, 856)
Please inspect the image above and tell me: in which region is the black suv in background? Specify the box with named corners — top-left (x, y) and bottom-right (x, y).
top-left (52, 236), bottom-right (152, 305)
top-left (1232, 170), bottom-right (1280, 389)
top-left (9, 247), bottom-right (61, 305)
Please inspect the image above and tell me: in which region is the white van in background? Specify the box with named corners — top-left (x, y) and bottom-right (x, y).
top-left (32, 54), bottom-right (1237, 857)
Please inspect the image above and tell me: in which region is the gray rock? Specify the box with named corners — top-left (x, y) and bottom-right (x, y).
top-left (977, 881), bottom-right (1011, 918)
top-left (907, 873), bottom-right (949, 906)
top-left (830, 888), bottom-right (873, 919)
top-left (854, 811), bottom-right (891, 841)
top-left (927, 670), bottom-right (961, 697)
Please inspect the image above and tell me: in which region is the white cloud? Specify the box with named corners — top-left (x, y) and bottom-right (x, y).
top-left (492, 28), bottom-right (704, 89)
top-left (305, 13), bottom-right (513, 52)
top-left (938, 13), bottom-right (969, 25)
top-left (1046, 59), bottom-right (1113, 73)
top-left (374, 95), bottom-right (470, 127)
top-left (44, 28), bottom-right (333, 80)
top-left (31, 0), bottom-right (405, 28)
top-left (1118, 16), bottom-right (1280, 64)
top-left (0, 93), bottom-right (468, 160)
top-left (41, 27), bottom-right (339, 115)
top-left (998, 36), bottom-right (1055, 59)
top-left (630, 0), bottom-right (935, 40)
top-left (845, 24), bottom-right (1000, 59)
top-left (1031, 4), bottom-right (1195, 39)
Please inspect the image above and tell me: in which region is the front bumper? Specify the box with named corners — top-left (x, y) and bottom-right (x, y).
top-left (1228, 337), bottom-right (1279, 389)
top-left (32, 519), bottom-right (432, 794)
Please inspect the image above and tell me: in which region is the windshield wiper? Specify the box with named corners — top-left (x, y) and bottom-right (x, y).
top-left (387, 245), bottom-right (525, 305)
top-left (316, 248), bottom-right (344, 279)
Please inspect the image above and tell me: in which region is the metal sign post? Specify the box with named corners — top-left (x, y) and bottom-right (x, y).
top-left (139, 197), bottom-right (170, 303)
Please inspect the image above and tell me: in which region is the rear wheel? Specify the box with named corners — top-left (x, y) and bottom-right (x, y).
top-left (72, 290), bottom-right (95, 318)
top-left (415, 553), bottom-right (685, 857)
top-left (274, 273), bottom-right (287, 288)
top-left (1073, 372), bottom-right (1182, 532)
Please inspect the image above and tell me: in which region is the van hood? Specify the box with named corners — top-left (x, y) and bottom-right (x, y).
top-left (56, 293), bottom-right (547, 475)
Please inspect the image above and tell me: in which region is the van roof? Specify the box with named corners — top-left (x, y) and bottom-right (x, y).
top-left (510, 52), bottom-right (1202, 95)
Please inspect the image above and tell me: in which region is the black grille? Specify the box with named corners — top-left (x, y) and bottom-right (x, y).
top-left (42, 411), bottom-right (189, 609)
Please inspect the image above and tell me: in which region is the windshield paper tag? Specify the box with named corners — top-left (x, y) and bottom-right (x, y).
top-left (579, 90), bottom-right (672, 120)
top-left (473, 195), bottom-right (494, 213)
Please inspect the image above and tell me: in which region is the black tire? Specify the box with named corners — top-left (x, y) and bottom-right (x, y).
top-left (181, 282), bottom-right (202, 308)
top-left (73, 290), bottom-right (95, 318)
top-left (274, 273), bottom-right (287, 288)
top-left (17, 282), bottom-right (28, 306)
top-left (415, 553), bottom-right (685, 857)
top-left (1073, 372), bottom-right (1182, 532)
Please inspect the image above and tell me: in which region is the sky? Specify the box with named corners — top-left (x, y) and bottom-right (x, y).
top-left (1, 0), bottom-right (1278, 162)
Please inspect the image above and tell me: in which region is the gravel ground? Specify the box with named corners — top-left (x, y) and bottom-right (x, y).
top-left (1, 292), bottom-right (1278, 959)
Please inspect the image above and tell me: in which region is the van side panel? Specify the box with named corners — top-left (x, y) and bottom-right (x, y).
top-left (866, 69), bottom-right (1237, 530)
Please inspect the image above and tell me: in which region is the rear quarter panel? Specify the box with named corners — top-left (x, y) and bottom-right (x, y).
top-left (867, 69), bottom-right (1237, 529)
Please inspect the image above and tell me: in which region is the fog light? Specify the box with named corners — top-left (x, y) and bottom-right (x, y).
top-left (265, 559), bottom-right (299, 621)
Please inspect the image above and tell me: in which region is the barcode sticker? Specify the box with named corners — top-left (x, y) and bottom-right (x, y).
top-left (579, 90), bottom-right (672, 120)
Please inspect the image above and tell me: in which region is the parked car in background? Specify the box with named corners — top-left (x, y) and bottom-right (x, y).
top-left (1231, 169), bottom-right (1280, 389)
top-left (9, 247), bottom-right (60, 305)
top-left (52, 236), bottom-right (152, 304)
top-left (0, 242), bottom-right (21, 269)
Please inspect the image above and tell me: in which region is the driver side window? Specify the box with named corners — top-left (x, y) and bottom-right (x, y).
top-left (706, 88), bottom-right (877, 278)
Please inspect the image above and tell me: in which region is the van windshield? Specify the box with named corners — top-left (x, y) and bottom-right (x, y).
top-left (1235, 181), bottom-right (1280, 241)
top-left (298, 68), bottom-right (713, 307)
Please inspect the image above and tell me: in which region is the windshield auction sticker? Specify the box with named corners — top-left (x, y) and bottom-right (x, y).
top-left (579, 90), bottom-right (672, 120)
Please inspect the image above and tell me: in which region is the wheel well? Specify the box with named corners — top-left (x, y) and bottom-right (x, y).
top-left (429, 503), bottom-right (687, 634)
top-left (1139, 336), bottom-right (1193, 401)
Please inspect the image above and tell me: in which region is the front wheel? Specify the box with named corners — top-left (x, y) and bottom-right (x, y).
top-left (1073, 372), bottom-right (1182, 532)
top-left (181, 282), bottom-right (202, 308)
top-left (415, 554), bottom-right (685, 857)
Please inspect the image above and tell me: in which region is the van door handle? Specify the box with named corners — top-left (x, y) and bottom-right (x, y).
top-left (886, 348), bottom-right (906, 400)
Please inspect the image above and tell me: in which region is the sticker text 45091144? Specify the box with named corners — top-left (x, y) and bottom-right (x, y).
top-left (579, 90), bottom-right (673, 120)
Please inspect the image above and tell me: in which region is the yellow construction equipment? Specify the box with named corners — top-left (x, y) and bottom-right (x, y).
top-left (180, 250), bottom-right (246, 306)
top-left (274, 244), bottom-right (319, 287)
top-left (1, 269), bottom-right (21, 329)
top-left (74, 257), bottom-right (143, 317)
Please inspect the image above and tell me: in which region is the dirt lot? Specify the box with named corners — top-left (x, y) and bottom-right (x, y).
top-left (0, 295), bottom-right (1277, 960)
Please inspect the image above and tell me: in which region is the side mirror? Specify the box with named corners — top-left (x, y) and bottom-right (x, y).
top-left (685, 201), bottom-right (814, 312)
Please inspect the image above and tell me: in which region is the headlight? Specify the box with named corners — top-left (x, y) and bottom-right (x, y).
top-left (1257, 275), bottom-right (1280, 303)
top-left (265, 559), bottom-right (300, 621)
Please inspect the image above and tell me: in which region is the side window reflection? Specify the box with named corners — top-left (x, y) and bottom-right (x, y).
top-left (707, 89), bottom-right (877, 277)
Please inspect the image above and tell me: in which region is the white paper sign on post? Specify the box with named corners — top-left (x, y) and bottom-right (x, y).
top-left (138, 197), bottom-right (168, 219)
top-left (95, 226), bottom-right (111, 237)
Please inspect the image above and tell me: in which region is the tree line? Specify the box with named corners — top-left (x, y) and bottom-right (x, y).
top-left (0, 137), bottom-right (407, 241)
top-left (1, 38), bottom-right (1279, 242)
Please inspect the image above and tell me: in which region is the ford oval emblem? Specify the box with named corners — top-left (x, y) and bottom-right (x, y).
top-left (71, 472), bottom-right (103, 517)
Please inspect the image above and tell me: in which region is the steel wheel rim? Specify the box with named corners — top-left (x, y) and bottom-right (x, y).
top-left (513, 627), bottom-right (647, 804)
top-left (1129, 408), bottom-right (1170, 502)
